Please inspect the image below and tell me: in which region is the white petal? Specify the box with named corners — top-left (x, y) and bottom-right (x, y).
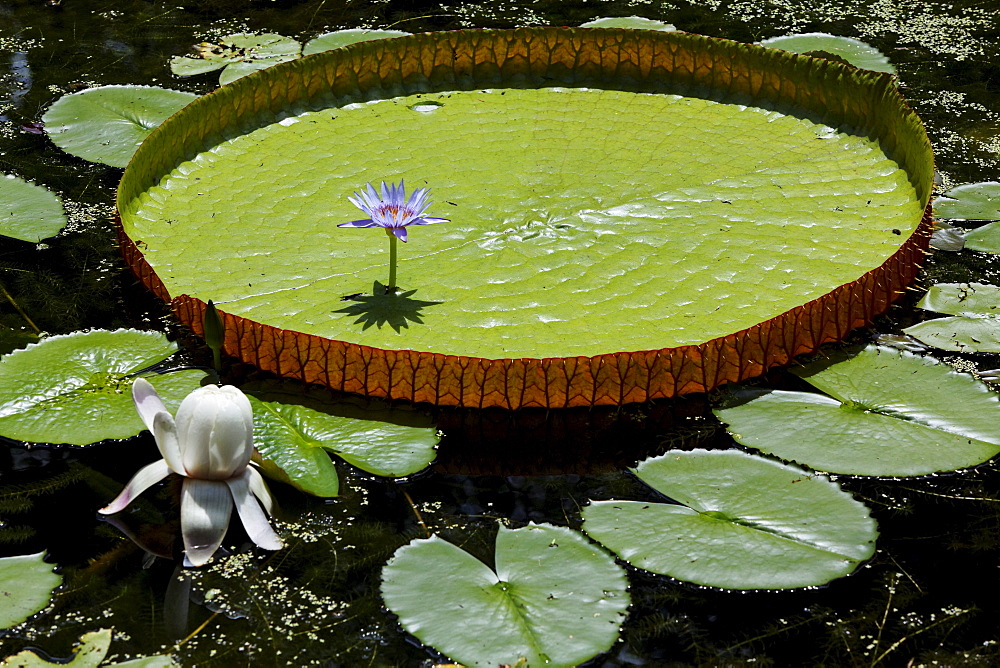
top-left (98, 459), bottom-right (172, 514)
top-left (227, 473), bottom-right (283, 551)
top-left (244, 466), bottom-right (277, 516)
top-left (180, 478), bottom-right (233, 566)
top-left (177, 385), bottom-right (253, 479)
top-left (132, 377), bottom-right (169, 433)
top-left (153, 411), bottom-right (184, 474)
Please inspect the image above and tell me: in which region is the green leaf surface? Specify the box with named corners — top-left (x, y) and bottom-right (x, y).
top-left (246, 381), bottom-right (437, 496)
top-left (904, 315), bottom-right (1000, 353)
top-left (302, 29), bottom-right (410, 56)
top-left (582, 450), bottom-right (877, 589)
top-left (580, 16), bottom-right (676, 31)
top-left (0, 175), bottom-right (68, 243)
top-left (170, 34), bottom-right (301, 84)
top-left (42, 86), bottom-right (197, 168)
top-left (0, 552), bottom-right (60, 629)
top-left (123, 32), bottom-right (925, 359)
top-left (759, 33), bottom-right (896, 74)
top-left (916, 282), bottom-right (1000, 315)
top-left (716, 345), bottom-right (1000, 474)
top-left (381, 524), bottom-right (629, 668)
top-left (0, 329), bottom-right (210, 445)
top-left (934, 182), bottom-right (1000, 220)
top-left (963, 221), bottom-right (1000, 253)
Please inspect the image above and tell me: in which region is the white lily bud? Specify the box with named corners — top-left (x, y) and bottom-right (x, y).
top-left (175, 384), bottom-right (254, 480)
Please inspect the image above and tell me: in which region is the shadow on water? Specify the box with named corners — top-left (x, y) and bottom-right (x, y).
top-left (333, 281), bottom-right (441, 332)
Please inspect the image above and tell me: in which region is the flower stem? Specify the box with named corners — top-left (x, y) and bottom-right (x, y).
top-left (386, 229), bottom-right (398, 293)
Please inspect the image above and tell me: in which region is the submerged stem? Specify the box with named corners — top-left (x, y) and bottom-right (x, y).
top-left (0, 280), bottom-right (40, 334)
top-left (386, 229), bottom-right (398, 293)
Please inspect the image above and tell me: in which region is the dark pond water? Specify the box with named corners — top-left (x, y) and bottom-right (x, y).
top-left (3, 0), bottom-right (1000, 665)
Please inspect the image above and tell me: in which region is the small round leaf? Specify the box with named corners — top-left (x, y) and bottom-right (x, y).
top-left (0, 552), bottom-right (61, 629)
top-left (579, 17), bottom-right (676, 31)
top-left (382, 524), bottom-right (630, 667)
top-left (42, 86), bottom-right (197, 168)
top-left (302, 29), bottom-right (411, 56)
top-left (0, 175), bottom-right (67, 243)
top-left (759, 33), bottom-right (895, 74)
top-left (582, 450), bottom-right (877, 589)
top-left (934, 182), bottom-right (1000, 221)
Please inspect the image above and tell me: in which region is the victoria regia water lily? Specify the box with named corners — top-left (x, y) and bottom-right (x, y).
top-left (338, 180), bottom-right (449, 292)
top-left (99, 378), bottom-right (282, 566)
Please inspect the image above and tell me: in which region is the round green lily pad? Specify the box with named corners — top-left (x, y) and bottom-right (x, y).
top-left (717, 345), bottom-right (1000, 475)
top-left (381, 523), bottom-right (629, 667)
top-left (169, 33), bottom-right (302, 85)
top-left (0, 329), bottom-right (210, 445)
top-left (580, 16), bottom-right (676, 31)
top-left (118, 28), bottom-right (933, 408)
top-left (759, 33), bottom-right (896, 74)
top-left (582, 450), bottom-right (878, 589)
top-left (0, 552), bottom-right (61, 629)
top-left (302, 29), bottom-right (410, 56)
top-left (0, 174), bottom-right (67, 243)
top-left (42, 86), bottom-right (198, 168)
top-left (934, 182), bottom-right (1000, 221)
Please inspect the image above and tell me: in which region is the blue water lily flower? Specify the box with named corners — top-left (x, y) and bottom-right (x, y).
top-left (338, 179), bottom-right (449, 242)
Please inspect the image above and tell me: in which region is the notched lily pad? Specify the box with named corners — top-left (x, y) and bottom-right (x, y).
top-left (302, 29), bottom-right (410, 56)
top-left (381, 523), bottom-right (629, 668)
top-left (42, 86), bottom-right (197, 168)
top-left (246, 380), bottom-right (438, 497)
top-left (934, 182), bottom-right (1000, 221)
top-left (0, 175), bottom-right (68, 243)
top-left (0, 329), bottom-right (210, 445)
top-left (0, 628), bottom-right (177, 667)
top-left (717, 345), bottom-right (1000, 475)
top-left (580, 16), bottom-right (676, 31)
top-left (170, 34), bottom-right (301, 85)
top-left (0, 552), bottom-right (61, 629)
top-left (582, 449), bottom-right (877, 589)
top-left (759, 33), bottom-right (896, 74)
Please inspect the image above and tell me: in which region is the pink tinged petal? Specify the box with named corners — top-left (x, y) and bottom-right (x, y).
top-left (132, 377), bottom-right (169, 433)
top-left (180, 478), bottom-right (233, 567)
top-left (98, 459), bottom-right (172, 514)
top-left (153, 410), bottom-right (184, 474)
top-left (392, 227), bottom-right (408, 242)
top-left (227, 472), bottom-right (283, 551)
top-left (244, 466), bottom-right (277, 516)
top-left (337, 219), bottom-right (377, 228)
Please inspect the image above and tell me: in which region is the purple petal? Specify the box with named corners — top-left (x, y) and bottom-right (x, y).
top-left (412, 217), bottom-right (449, 225)
top-left (392, 227), bottom-right (408, 242)
top-left (338, 219), bottom-right (377, 228)
top-left (132, 378), bottom-right (169, 433)
top-left (227, 471), bottom-right (283, 551)
top-left (99, 459), bottom-right (172, 514)
top-left (180, 478), bottom-right (233, 567)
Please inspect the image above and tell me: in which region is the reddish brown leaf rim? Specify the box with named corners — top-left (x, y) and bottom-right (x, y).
top-left (117, 28), bottom-right (934, 409)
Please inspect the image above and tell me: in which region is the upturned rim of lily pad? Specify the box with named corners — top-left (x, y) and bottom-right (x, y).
top-left (116, 27), bottom-right (933, 409)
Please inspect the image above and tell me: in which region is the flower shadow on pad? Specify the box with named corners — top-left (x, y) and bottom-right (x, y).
top-left (334, 281), bottom-right (442, 332)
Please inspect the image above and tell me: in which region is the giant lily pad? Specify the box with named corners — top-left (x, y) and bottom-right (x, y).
top-left (0, 329), bottom-right (210, 444)
top-left (716, 345), bottom-right (1000, 475)
top-left (582, 450), bottom-right (877, 589)
top-left (42, 86), bottom-right (197, 168)
top-left (0, 175), bottom-right (67, 243)
top-left (118, 28), bottom-right (933, 408)
top-left (381, 523), bottom-right (629, 667)
top-left (0, 552), bottom-right (61, 629)
top-left (246, 381), bottom-right (438, 497)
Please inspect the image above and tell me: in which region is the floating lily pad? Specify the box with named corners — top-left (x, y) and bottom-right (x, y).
top-left (302, 29), bottom-right (410, 56)
top-left (580, 16), bottom-right (676, 31)
top-left (0, 175), bottom-right (68, 242)
top-left (934, 182), bottom-right (1000, 221)
top-left (119, 28), bottom-right (933, 408)
top-left (904, 315), bottom-right (1000, 353)
top-left (916, 282), bottom-right (1000, 315)
top-left (0, 329), bottom-right (210, 445)
top-left (759, 33), bottom-right (896, 74)
top-left (716, 346), bottom-right (1000, 475)
top-left (381, 523), bottom-right (629, 668)
top-left (0, 628), bottom-right (177, 667)
top-left (964, 222), bottom-right (1000, 254)
top-left (42, 86), bottom-right (197, 169)
top-left (0, 552), bottom-right (61, 629)
top-left (169, 34), bottom-right (301, 85)
top-left (246, 381), bottom-right (438, 497)
top-left (929, 223), bottom-right (966, 251)
top-left (582, 450), bottom-right (877, 589)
